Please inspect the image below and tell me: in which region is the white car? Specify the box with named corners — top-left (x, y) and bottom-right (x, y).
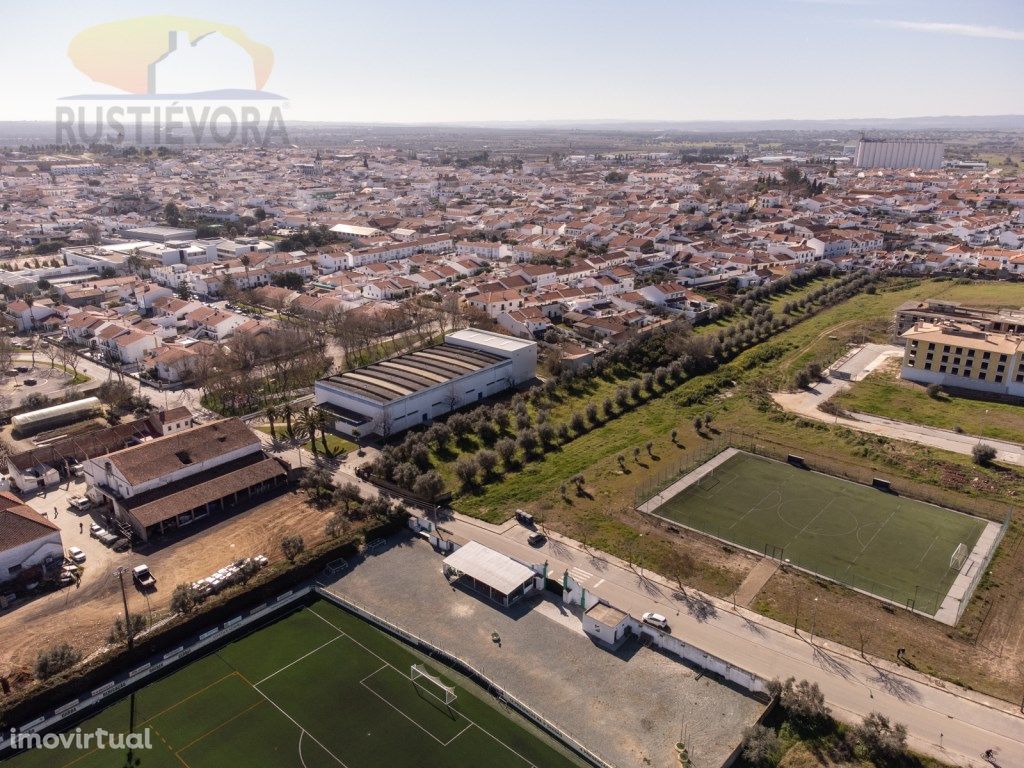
top-left (67, 547), bottom-right (87, 564)
top-left (641, 612), bottom-right (669, 630)
top-left (89, 523), bottom-right (106, 538)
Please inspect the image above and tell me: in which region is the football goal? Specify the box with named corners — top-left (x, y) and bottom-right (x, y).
top-left (950, 542), bottom-right (970, 571)
top-left (410, 664), bottom-right (457, 707)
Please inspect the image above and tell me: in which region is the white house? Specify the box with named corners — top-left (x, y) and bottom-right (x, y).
top-left (0, 493), bottom-right (64, 586)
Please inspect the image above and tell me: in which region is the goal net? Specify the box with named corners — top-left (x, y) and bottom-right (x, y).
top-left (950, 543), bottom-right (969, 571)
top-left (410, 664), bottom-right (457, 706)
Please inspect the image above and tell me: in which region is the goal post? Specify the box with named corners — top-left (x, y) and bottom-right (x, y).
top-left (950, 542), bottom-right (969, 571)
top-left (410, 664), bottom-right (457, 706)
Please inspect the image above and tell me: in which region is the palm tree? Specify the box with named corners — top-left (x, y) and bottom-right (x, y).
top-left (296, 408), bottom-right (319, 459)
top-left (240, 253), bottom-right (251, 288)
top-left (265, 405), bottom-right (279, 442)
top-left (315, 408), bottom-right (331, 455)
top-left (282, 403), bottom-right (294, 440)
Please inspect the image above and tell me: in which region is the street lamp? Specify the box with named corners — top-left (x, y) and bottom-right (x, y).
top-left (810, 597), bottom-right (819, 642)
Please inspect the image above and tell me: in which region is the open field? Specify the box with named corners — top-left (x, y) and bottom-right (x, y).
top-left (835, 358), bottom-right (1024, 445)
top-left (645, 450), bottom-right (987, 615)
top-left (5, 599), bottom-right (584, 768)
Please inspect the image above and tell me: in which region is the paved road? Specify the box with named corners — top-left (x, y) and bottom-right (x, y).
top-left (434, 512), bottom-right (1023, 768)
top-left (773, 372), bottom-right (1024, 468)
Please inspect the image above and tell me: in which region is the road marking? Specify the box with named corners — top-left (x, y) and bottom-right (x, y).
top-left (569, 567), bottom-right (593, 582)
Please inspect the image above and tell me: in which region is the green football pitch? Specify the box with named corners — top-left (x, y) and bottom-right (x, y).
top-left (6, 599), bottom-right (585, 768)
top-left (648, 451), bottom-right (989, 615)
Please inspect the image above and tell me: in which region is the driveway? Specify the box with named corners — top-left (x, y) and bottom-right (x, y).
top-left (773, 345), bottom-right (1024, 467)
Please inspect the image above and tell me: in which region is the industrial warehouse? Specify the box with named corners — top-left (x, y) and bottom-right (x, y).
top-left (314, 328), bottom-right (537, 436)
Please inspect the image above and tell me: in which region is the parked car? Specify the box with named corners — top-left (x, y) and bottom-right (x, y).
top-left (68, 496), bottom-right (92, 512)
top-left (132, 564), bottom-right (155, 589)
top-left (515, 509), bottom-right (535, 527)
top-left (67, 547), bottom-right (86, 564)
top-left (69, 462), bottom-right (85, 478)
top-left (527, 532), bottom-right (546, 547)
top-left (112, 538), bottom-right (131, 553)
top-left (641, 612), bottom-right (669, 630)
top-left (90, 523), bottom-right (106, 538)
top-left (97, 531), bottom-right (119, 547)
top-left (22, 379), bottom-right (36, 386)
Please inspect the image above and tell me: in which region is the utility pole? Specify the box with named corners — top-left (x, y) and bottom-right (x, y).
top-left (114, 567), bottom-right (133, 650)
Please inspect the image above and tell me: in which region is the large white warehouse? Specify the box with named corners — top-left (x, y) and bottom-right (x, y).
top-left (853, 139), bottom-right (944, 170)
top-left (315, 328), bottom-right (537, 437)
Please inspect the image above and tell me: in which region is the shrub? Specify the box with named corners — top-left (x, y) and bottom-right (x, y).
top-left (853, 712), bottom-right (907, 762)
top-left (768, 677), bottom-right (829, 732)
top-left (392, 461), bottom-right (419, 490)
top-left (517, 428), bottom-right (539, 456)
top-left (972, 443), bottom-right (997, 466)
top-left (585, 402), bottom-right (599, 425)
top-left (107, 614), bottom-right (147, 646)
top-left (299, 468), bottom-right (335, 508)
top-left (570, 411), bottom-right (587, 434)
top-left (280, 534), bottom-right (305, 563)
top-left (35, 643), bottom-right (81, 680)
top-left (170, 583), bottom-right (202, 614)
top-left (926, 383), bottom-right (942, 399)
top-left (740, 724), bottom-right (782, 768)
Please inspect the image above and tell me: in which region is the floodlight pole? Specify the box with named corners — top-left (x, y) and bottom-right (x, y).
top-left (114, 566), bottom-right (133, 650)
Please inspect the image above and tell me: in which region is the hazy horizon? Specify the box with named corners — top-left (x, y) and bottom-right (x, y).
top-left (2, 1), bottom-right (1022, 123)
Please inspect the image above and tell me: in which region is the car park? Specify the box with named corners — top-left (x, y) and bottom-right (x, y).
top-left (642, 612), bottom-right (669, 630)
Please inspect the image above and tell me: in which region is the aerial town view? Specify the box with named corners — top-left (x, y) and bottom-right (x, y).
top-left (1, 2), bottom-right (1023, 767)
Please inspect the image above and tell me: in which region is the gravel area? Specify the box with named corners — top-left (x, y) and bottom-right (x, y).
top-left (324, 532), bottom-right (764, 768)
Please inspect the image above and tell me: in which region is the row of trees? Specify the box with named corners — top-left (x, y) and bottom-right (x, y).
top-left (367, 269), bottom-right (876, 501)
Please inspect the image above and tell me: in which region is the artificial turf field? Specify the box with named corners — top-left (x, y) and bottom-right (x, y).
top-left (648, 451), bottom-right (988, 614)
top-left (5, 599), bottom-right (584, 768)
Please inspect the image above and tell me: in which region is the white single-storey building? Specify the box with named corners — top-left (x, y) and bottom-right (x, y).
top-left (314, 328), bottom-right (537, 437)
top-left (0, 493), bottom-right (64, 586)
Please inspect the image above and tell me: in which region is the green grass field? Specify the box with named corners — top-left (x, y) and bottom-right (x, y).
top-left (648, 451), bottom-right (988, 614)
top-left (6, 600), bottom-right (584, 768)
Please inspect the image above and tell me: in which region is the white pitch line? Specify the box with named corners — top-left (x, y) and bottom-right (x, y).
top-left (253, 635), bottom-right (341, 687)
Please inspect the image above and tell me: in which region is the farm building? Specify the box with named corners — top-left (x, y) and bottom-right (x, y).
top-left (314, 328), bottom-right (537, 437)
top-left (11, 397), bottom-right (102, 437)
top-left (0, 492), bottom-right (64, 587)
top-left (81, 418), bottom-right (288, 543)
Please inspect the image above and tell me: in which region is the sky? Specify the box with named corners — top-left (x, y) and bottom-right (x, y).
top-left (2, 0), bottom-right (1023, 123)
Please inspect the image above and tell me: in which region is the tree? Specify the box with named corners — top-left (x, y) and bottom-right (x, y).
top-left (570, 411), bottom-right (587, 434)
top-left (740, 724), bottom-right (782, 768)
top-left (585, 401), bottom-right (599, 426)
top-left (333, 481), bottom-right (362, 512)
top-left (281, 535), bottom-right (305, 563)
top-left (35, 643), bottom-right (82, 680)
top-left (170, 583), bottom-right (202, 614)
top-left (412, 470), bottom-right (446, 503)
top-left (296, 408), bottom-right (322, 459)
top-left (517, 428), bottom-right (539, 457)
top-left (164, 201), bottom-right (182, 226)
top-left (454, 455), bottom-right (480, 487)
top-left (282, 403), bottom-right (295, 439)
top-left (477, 448), bottom-right (499, 477)
top-left (175, 282), bottom-right (192, 301)
top-left (926, 383), bottom-right (942, 399)
top-left (495, 437), bottom-right (517, 468)
top-left (854, 712), bottom-right (908, 762)
top-left (265, 405), bottom-right (279, 440)
top-left (299, 468), bottom-right (335, 507)
top-left (325, 512), bottom-right (350, 539)
top-left (972, 443), bottom-right (997, 466)
top-left (767, 678), bottom-right (829, 732)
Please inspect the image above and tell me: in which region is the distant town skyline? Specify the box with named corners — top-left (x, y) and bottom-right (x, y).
top-left (2, 0), bottom-right (1022, 123)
